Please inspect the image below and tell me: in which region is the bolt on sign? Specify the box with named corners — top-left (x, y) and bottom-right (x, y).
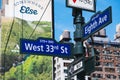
top-left (66, 0), bottom-right (96, 12)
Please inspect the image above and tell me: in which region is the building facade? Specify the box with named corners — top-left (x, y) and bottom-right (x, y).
top-left (89, 39), bottom-right (120, 80)
top-left (89, 24), bottom-right (120, 80)
top-left (52, 30), bottom-right (76, 80)
top-left (53, 57), bottom-right (74, 80)
top-left (53, 27), bottom-right (120, 80)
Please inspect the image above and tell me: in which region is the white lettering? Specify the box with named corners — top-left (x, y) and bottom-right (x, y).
top-left (39, 39), bottom-right (47, 43)
top-left (25, 43), bottom-right (44, 52)
top-left (79, 0), bottom-right (93, 5)
top-left (46, 45), bottom-right (55, 53)
top-left (85, 20), bottom-right (98, 35)
top-left (99, 15), bottom-right (107, 25)
top-left (74, 61), bottom-right (83, 71)
top-left (25, 43), bottom-right (33, 50)
top-left (14, 0), bottom-right (44, 9)
top-left (61, 46), bottom-right (68, 54)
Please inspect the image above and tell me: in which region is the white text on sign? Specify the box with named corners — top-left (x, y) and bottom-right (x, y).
top-left (85, 14), bottom-right (108, 35)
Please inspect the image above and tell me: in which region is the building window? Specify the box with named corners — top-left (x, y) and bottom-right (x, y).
top-left (104, 50), bottom-right (112, 54)
top-left (65, 78), bottom-right (67, 80)
top-left (105, 74), bottom-right (111, 79)
top-left (114, 51), bottom-right (120, 56)
top-left (117, 68), bottom-right (120, 73)
top-left (64, 63), bottom-right (69, 67)
top-left (95, 67), bottom-right (102, 71)
top-left (105, 68), bottom-right (115, 73)
top-left (115, 56), bottom-right (120, 61)
top-left (57, 64), bottom-right (61, 69)
top-left (119, 75), bottom-right (120, 79)
top-left (54, 59), bottom-right (56, 64)
top-left (64, 69), bottom-right (68, 74)
top-left (116, 63), bottom-right (120, 67)
top-left (92, 73), bottom-right (103, 78)
top-left (57, 70), bottom-right (61, 77)
top-left (97, 74), bottom-right (103, 78)
top-left (105, 74), bottom-right (116, 79)
top-left (57, 77), bottom-right (61, 80)
top-left (103, 62), bottom-right (114, 67)
top-left (7, 0), bottom-right (9, 4)
top-left (102, 55), bottom-right (113, 60)
top-left (63, 58), bottom-right (69, 60)
top-left (57, 58), bottom-right (59, 62)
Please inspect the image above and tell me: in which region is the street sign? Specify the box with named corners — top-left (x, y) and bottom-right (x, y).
top-left (20, 38), bottom-right (73, 58)
top-left (66, 0), bottom-right (96, 12)
top-left (68, 57), bottom-right (85, 78)
top-left (82, 6), bottom-right (112, 40)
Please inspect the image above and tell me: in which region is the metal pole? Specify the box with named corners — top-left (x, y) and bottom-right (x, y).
top-left (73, 8), bottom-right (85, 80)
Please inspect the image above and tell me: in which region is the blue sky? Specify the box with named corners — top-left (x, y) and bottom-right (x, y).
top-left (54, 0), bottom-right (120, 41)
top-left (0, 0), bottom-right (1, 9)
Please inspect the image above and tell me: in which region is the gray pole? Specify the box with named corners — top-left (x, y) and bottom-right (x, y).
top-left (73, 8), bottom-right (85, 80)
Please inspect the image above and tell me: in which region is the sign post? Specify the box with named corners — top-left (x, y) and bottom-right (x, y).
top-left (66, 0), bottom-right (95, 79)
top-left (66, 6), bottom-right (112, 80)
top-left (66, 0), bottom-right (112, 80)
